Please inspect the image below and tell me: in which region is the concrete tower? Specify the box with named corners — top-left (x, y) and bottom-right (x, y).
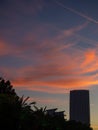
top-left (70, 90), bottom-right (90, 126)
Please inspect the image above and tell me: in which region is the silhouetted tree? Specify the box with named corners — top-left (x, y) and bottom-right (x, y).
top-left (0, 77), bottom-right (17, 96)
top-left (0, 94), bottom-right (21, 130)
top-left (19, 96), bottom-right (36, 130)
top-left (0, 78), bottom-right (21, 130)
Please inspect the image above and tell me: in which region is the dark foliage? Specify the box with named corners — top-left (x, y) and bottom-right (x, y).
top-left (0, 77), bottom-right (17, 96)
top-left (65, 120), bottom-right (93, 130)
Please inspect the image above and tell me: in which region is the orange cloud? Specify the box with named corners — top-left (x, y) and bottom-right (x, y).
top-left (0, 40), bottom-right (10, 55)
top-left (2, 45), bottom-right (98, 94)
top-left (81, 49), bottom-right (96, 68)
top-left (1, 45), bottom-right (98, 94)
top-left (11, 71), bottom-right (98, 94)
top-left (0, 39), bottom-right (22, 57)
top-left (1, 22), bottom-right (98, 94)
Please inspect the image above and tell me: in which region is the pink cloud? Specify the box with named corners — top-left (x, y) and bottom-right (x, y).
top-left (0, 40), bottom-right (11, 56)
top-left (80, 49), bottom-right (96, 67)
top-left (1, 22), bottom-right (98, 94)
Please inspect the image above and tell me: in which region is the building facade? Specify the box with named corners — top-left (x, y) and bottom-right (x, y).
top-left (70, 90), bottom-right (90, 126)
top-left (46, 108), bottom-right (65, 118)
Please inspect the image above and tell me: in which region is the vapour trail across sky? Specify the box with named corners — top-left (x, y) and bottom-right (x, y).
top-left (54, 0), bottom-right (98, 24)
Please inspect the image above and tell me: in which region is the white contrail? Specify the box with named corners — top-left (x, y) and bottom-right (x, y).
top-left (54, 0), bottom-right (98, 24)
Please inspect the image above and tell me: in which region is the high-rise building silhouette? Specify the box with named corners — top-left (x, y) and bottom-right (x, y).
top-left (70, 90), bottom-right (90, 126)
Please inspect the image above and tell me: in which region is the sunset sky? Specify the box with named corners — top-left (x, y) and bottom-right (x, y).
top-left (0, 0), bottom-right (98, 129)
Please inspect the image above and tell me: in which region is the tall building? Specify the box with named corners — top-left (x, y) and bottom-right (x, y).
top-left (70, 90), bottom-right (90, 126)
